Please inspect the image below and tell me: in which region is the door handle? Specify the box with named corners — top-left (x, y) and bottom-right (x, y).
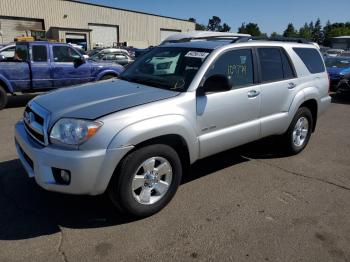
top-left (247, 90), bottom-right (260, 98)
top-left (288, 82), bottom-right (297, 89)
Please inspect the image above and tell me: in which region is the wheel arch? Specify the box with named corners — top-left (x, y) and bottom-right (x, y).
top-left (0, 75), bottom-right (13, 93)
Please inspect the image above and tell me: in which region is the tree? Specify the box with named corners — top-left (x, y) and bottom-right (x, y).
top-left (207, 16), bottom-right (222, 31)
top-left (298, 23), bottom-right (312, 40)
top-left (207, 16), bottom-right (231, 32)
top-left (188, 17), bottom-right (206, 31)
top-left (270, 32), bottom-right (281, 38)
top-left (220, 23), bottom-right (231, 32)
top-left (238, 22), bottom-right (262, 36)
top-left (323, 20), bottom-right (332, 46)
top-left (283, 23), bottom-right (298, 37)
top-left (312, 18), bottom-right (324, 44)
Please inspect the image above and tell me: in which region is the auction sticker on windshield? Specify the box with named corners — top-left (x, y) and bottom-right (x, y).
top-left (185, 51), bottom-right (209, 59)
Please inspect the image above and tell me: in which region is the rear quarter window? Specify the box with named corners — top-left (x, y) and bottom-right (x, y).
top-left (293, 48), bottom-right (325, 74)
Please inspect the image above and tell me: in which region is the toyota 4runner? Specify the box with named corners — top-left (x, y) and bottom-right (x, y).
top-left (15, 39), bottom-right (331, 217)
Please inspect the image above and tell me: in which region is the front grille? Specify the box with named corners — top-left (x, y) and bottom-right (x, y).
top-left (23, 102), bottom-right (50, 146)
top-left (24, 120), bottom-right (45, 142)
top-left (25, 106), bottom-right (44, 125)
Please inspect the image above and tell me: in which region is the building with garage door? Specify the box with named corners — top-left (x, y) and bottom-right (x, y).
top-left (0, 0), bottom-right (195, 49)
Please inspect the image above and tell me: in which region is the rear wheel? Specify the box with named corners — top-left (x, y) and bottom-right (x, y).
top-left (108, 144), bottom-right (182, 217)
top-left (0, 85), bottom-right (8, 110)
top-left (282, 107), bottom-right (313, 155)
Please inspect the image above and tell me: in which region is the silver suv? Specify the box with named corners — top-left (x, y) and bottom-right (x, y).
top-left (15, 39), bottom-right (331, 217)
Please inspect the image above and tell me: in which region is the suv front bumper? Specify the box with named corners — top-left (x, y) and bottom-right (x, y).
top-left (15, 121), bottom-right (133, 195)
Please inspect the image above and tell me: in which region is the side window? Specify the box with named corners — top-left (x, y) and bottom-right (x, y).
top-left (205, 49), bottom-right (254, 88)
top-left (0, 46), bottom-right (15, 58)
top-left (258, 48), bottom-right (284, 82)
top-left (14, 45), bottom-right (29, 61)
top-left (53, 46), bottom-right (81, 62)
top-left (293, 48), bottom-right (325, 74)
top-left (281, 49), bottom-right (296, 79)
top-left (115, 54), bottom-right (127, 60)
top-left (32, 45), bottom-right (48, 62)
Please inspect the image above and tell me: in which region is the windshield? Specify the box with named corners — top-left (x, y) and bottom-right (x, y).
top-left (119, 47), bottom-right (212, 91)
top-left (326, 57), bottom-right (350, 68)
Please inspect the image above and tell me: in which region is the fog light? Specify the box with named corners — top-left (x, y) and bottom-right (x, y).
top-left (52, 168), bottom-right (71, 185)
top-left (60, 170), bottom-right (70, 183)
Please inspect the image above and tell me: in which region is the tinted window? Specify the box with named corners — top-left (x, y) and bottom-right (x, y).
top-left (293, 48), bottom-right (325, 74)
top-left (205, 49), bottom-right (254, 88)
top-left (32, 45), bottom-right (47, 62)
top-left (53, 46), bottom-right (80, 62)
top-left (281, 50), bottom-right (295, 79)
top-left (258, 48), bottom-right (284, 82)
top-left (14, 45), bottom-right (29, 61)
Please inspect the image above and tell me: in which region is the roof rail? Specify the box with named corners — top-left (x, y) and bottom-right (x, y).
top-left (235, 36), bottom-right (312, 44)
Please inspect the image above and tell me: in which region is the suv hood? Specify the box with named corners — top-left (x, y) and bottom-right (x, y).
top-left (33, 79), bottom-right (180, 124)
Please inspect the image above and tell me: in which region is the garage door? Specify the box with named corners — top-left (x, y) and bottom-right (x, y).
top-left (160, 29), bottom-right (181, 42)
top-left (0, 17), bottom-right (44, 44)
top-left (88, 24), bottom-right (118, 48)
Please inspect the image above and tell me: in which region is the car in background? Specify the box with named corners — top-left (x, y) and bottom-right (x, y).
top-left (325, 56), bottom-right (350, 92)
top-left (325, 49), bottom-right (344, 57)
top-left (90, 52), bottom-right (134, 66)
top-left (0, 41), bottom-right (124, 109)
top-left (0, 44), bottom-right (15, 59)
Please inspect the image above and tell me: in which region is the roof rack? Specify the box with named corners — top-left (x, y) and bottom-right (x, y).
top-left (234, 36), bottom-right (312, 44)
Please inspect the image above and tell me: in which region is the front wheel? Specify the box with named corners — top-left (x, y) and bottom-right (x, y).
top-left (0, 86), bottom-right (8, 110)
top-left (282, 107), bottom-right (313, 155)
top-left (100, 74), bottom-right (116, 80)
top-left (108, 144), bottom-right (182, 217)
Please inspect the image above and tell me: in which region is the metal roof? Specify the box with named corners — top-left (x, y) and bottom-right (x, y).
top-left (67, 0), bottom-right (193, 22)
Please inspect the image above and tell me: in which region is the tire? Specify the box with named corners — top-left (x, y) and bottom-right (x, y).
top-left (282, 107), bottom-right (313, 155)
top-left (100, 74), bottom-right (116, 80)
top-left (0, 85), bottom-right (8, 110)
top-left (108, 144), bottom-right (182, 217)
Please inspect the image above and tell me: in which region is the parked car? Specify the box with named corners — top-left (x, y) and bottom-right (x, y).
top-left (0, 44), bottom-right (15, 58)
top-left (326, 56), bottom-right (350, 92)
top-left (0, 41), bottom-right (124, 109)
top-left (325, 48), bottom-right (344, 57)
top-left (15, 39), bottom-right (330, 217)
top-left (90, 52), bottom-right (134, 66)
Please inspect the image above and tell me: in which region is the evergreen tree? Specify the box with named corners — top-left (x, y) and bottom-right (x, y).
top-left (299, 23), bottom-right (312, 40)
top-left (283, 23), bottom-right (298, 37)
top-left (312, 18), bottom-right (324, 44)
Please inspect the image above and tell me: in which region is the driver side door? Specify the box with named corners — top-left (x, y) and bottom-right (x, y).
top-left (196, 48), bottom-right (261, 159)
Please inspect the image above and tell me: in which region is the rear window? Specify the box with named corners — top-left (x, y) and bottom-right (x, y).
top-left (293, 48), bottom-right (325, 74)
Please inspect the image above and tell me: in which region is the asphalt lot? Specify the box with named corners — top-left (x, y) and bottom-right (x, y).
top-left (0, 94), bottom-right (350, 262)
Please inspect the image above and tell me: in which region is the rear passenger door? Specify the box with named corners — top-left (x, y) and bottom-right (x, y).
top-left (51, 45), bottom-right (92, 87)
top-left (257, 47), bottom-right (299, 137)
top-left (30, 44), bottom-right (53, 89)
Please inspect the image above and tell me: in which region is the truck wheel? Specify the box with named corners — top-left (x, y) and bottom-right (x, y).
top-left (100, 74), bottom-right (116, 80)
top-left (108, 144), bottom-right (182, 217)
top-left (283, 107), bottom-right (313, 155)
top-left (0, 86), bottom-right (8, 110)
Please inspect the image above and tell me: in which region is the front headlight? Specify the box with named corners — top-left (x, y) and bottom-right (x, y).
top-left (50, 118), bottom-right (103, 146)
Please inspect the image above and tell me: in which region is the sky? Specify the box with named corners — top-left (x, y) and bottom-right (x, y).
top-left (80, 0), bottom-right (349, 35)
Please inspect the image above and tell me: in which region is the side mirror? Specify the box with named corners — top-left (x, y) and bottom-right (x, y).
top-left (199, 74), bottom-right (231, 95)
top-left (0, 55), bottom-right (6, 62)
top-left (74, 56), bottom-right (85, 66)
